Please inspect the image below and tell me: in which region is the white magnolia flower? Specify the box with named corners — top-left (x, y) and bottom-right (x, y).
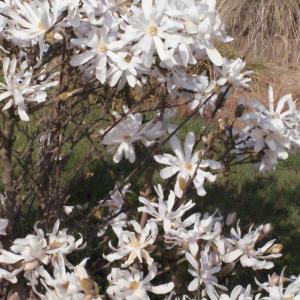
top-left (108, 51), bottom-right (144, 88)
top-left (165, 212), bottom-right (222, 256)
top-left (154, 132), bottom-right (221, 197)
top-left (216, 58), bottom-right (252, 88)
top-left (256, 270), bottom-right (300, 300)
top-left (0, 220), bottom-right (85, 271)
top-left (47, 219), bottom-right (86, 257)
top-left (138, 184), bottom-right (195, 233)
top-left (222, 223), bottom-right (282, 270)
top-left (97, 184), bottom-right (130, 237)
top-left (0, 218), bottom-right (8, 235)
top-left (52, 0), bottom-right (80, 27)
top-left (7, 0), bottom-right (57, 57)
top-left (219, 285), bottom-right (255, 300)
top-left (102, 106), bottom-right (164, 163)
top-left (185, 250), bottom-right (226, 299)
top-left (70, 28), bottom-right (126, 84)
top-left (107, 264), bottom-right (174, 300)
top-left (31, 253), bottom-right (100, 300)
top-left (81, 0), bottom-right (105, 26)
top-left (166, 0), bottom-right (233, 66)
top-left (0, 57), bottom-right (58, 121)
top-left (104, 220), bottom-right (158, 267)
top-left (123, 0), bottom-right (190, 67)
top-left (238, 86), bottom-right (299, 171)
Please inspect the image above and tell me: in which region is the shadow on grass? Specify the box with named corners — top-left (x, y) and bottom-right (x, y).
top-left (198, 167), bottom-right (300, 275)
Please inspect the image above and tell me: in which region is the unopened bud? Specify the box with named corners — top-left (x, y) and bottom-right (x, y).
top-left (91, 207), bottom-right (102, 220)
top-left (263, 223), bottom-right (273, 235)
top-left (270, 273), bottom-right (280, 285)
top-left (225, 212), bottom-right (236, 226)
top-left (178, 176), bottom-right (186, 192)
top-left (81, 278), bottom-right (94, 293)
top-left (270, 272), bottom-right (288, 285)
top-left (45, 31), bottom-right (56, 44)
top-left (59, 92), bottom-right (72, 101)
top-left (206, 132), bottom-right (214, 145)
top-left (268, 244), bottom-right (283, 255)
top-left (219, 262), bottom-right (236, 278)
top-left (250, 152), bottom-right (262, 161)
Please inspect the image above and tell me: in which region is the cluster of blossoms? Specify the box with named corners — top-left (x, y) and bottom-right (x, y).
top-left (0, 0), bottom-right (299, 299)
top-left (0, 0), bottom-right (252, 122)
top-left (237, 86), bottom-right (300, 171)
top-left (0, 220), bottom-right (101, 299)
top-left (0, 197), bottom-right (299, 299)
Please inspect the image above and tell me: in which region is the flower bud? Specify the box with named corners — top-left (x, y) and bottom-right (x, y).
top-left (45, 31), bottom-right (57, 44)
top-left (263, 223), bottom-right (273, 235)
top-left (268, 244), bottom-right (283, 255)
top-left (59, 92), bottom-right (72, 101)
top-left (225, 212), bottom-right (236, 226)
top-left (178, 176), bottom-right (186, 192)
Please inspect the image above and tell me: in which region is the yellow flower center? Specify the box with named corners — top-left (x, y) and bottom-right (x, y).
top-left (147, 24), bottom-right (158, 36)
top-left (62, 281), bottom-right (70, 290)
top-left (123, 134), bottom-right (131, 140)
top-left (131, 237), bottom-right (141, 249)
top-left (183, 162), bottom-right (193, 171)
top-left (125, 55), bottom-right (132, 63)
top-left (129, 281), bottom-right (139, 290)
top-left (284, 296), bottom-right (294, 300)
top-left (97, 43), bottom-right (108, 53)
top-left (49, 240), bottom-right (62, 250)
top-left (38, 21), bottom-right (46, 32)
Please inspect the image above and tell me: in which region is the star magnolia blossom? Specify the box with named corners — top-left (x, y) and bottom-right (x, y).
top-left (255, 270), bottom-right (300, 300)
top-left (104, 220), bottom-right (158, 267)
top-left (0, 57), bottom-right (58, 121)
top-left (238, 86), bottom-right (299, 171)
top-left (7, 0), bottom-right (57, 57)
top-left (31, 254), bottom-right (101, 300)
top-left (70, 28), bottom-right (126, 84)
top-left (216, 58), bottom-right (253, 88)
top-left (165, 212), bottom-right (222, 256)
top-left (107, 51), bottom-right (144, 89)
top-left (219, 285), bottom-right (255, 300)
top-left (185, 250), bottom-right (226, 299)
top-left (138, 184), bottom-right (195, 233)
top-left (102, 106), bottom-right (164, 163)
top-left (154, 132), bottom-right (222, 198)
top-left (107, 264), bottom-right (174, 300)
top-left (165, 0), bottom-right (233, 66)
top-left (222, 223), bottom-right (282, 270)
top-left (66, 0), bottom-right (232, 88)
top-left (0, 220), bottom-right (85, 273)
top-left (123, 0), bottom-right (188, 68)
top-left (97, 184), bottom-right (130, 237)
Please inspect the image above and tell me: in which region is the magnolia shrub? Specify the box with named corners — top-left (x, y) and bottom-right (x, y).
top-left (0, 0), bottom-right (299, 299)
